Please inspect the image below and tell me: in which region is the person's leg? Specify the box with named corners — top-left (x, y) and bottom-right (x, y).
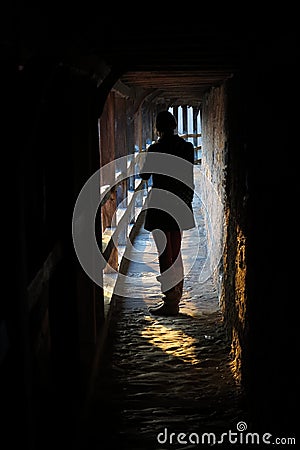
top-left (152, 230), bottom-right (173, 275)
top-left (170, 230), bottom-right (183, 278)
top-left (153, 230), bottom-right (180, 293)
top-left (152, 230), bottom-right (173, 293)
top-left (170, 230), bottom-right (184, 297)
top-left (150, 230), bottom-right (182, 316)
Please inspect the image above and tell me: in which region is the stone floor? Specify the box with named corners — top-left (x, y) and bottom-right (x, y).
top-left (76, 170), bottom-right (248, 450)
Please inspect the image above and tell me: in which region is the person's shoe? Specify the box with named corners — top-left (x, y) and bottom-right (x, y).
top-left (148, 300), bottom-right (179, 316)
top-left (149, 289), bottom-right (180, 316)
top-left (156, 276), bottom-right (184, 300)
top-left (151, 277), bottom-right (183, 315)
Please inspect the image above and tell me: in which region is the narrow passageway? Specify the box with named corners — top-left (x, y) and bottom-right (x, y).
top-left (2, 11), bottom-right (297, 450)
top-left (78, 167), bottom-right (247, 450)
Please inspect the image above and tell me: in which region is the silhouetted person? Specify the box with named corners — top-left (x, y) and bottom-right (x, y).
top-left (140, 110), bottom-right (195, 315)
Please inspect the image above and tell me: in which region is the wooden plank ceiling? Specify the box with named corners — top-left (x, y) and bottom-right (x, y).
top-left (119, 70), bottom-right (233, 106)
top-left (93, 22), bottom-right (252, 107)
top-left (45, 12), bottom-right (289, 108)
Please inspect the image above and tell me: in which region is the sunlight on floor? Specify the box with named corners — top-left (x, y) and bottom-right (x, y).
top-left (141, 316), bottom-right (201, 366)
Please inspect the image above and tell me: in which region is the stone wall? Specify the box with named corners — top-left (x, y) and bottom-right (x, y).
top-left (201, 80), bottom-right (248, 385)
top-left (200, 85), bottom-right (227, 298)
top-left (201, 55), bottom-right (297, 432)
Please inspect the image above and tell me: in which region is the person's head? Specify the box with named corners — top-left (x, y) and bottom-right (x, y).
top-left (155, 110), bottom-right (177, 135)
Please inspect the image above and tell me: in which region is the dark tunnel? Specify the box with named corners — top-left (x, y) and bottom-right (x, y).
top-left (1, 6), bottom-right (298, 450)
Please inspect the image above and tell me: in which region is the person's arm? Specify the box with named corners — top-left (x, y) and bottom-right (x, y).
top-left (186, 141), bottom-right (195, 165)
top-left (138, 145), bottom-right (154, 181)
top-left (183, 141), bottom-right (195, 202)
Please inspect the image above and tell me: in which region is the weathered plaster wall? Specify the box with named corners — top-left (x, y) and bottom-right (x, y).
top-left (201, 81), bottom-right (248, 386)
top-left (200, 85), bottom-right (227, 296)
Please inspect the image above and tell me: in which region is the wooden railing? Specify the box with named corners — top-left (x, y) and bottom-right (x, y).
top-left (100, 152), bottom-right (148, 310)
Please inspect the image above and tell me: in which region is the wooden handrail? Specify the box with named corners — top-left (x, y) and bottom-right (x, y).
top-left (102, 177), bottom-right (146, 264)
top-left (100, 153), bottom-right (139, 207)
top-left (179, 133), bottom-right (202, 139)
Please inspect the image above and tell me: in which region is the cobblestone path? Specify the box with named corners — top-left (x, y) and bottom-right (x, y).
top-left (80, 302), bottom-right (247, 449)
